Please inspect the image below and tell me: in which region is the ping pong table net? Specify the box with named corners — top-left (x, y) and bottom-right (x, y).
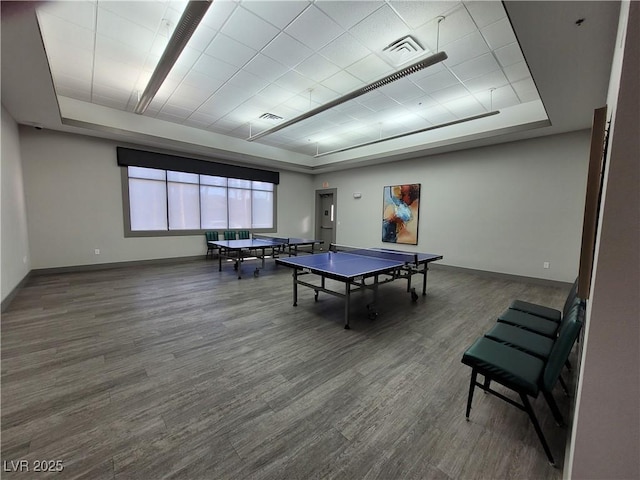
top-left (329, 244), bottom-right (419, 264)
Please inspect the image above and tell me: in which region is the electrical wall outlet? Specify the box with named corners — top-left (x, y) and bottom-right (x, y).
top-left (94, 249), bottom-right (100, 255)
top-left (543, 261), bottom-right (550, 269)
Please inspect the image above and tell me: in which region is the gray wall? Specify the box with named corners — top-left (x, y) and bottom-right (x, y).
top-left (1, 105), bottom-right (30, 302)
top-left (569, 1), bottom-right (640, 478)
top-left (18, 128), bottom-right (315, 269)
top-left (314, 131), bottom-right (590, 282)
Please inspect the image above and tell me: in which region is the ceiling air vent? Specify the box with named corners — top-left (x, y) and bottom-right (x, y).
top-left (382, 35), bottom-right (425, 65)
top-left (259, 113), bottom-right (283, 121)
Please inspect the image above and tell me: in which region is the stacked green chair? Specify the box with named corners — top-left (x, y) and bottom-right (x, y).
top-left (223, 230), bottom-right (236, 240)
top-left (461, 305), bottom-right (584, 467)
top-left (204, 231), bottom-right (218, 259)
top-left (237, 230), bottom-right (251, 240)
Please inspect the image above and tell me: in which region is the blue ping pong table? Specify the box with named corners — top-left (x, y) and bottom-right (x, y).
top-left (276, 245), bottom-right (443, 329)
top-left (211, 234), bottom-right (323, 279)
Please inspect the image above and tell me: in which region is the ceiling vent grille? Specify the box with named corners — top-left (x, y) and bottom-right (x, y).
top-left (382, 35), bottom-right (425, 65)
top-left (259, 113), bottom-right (283, 121)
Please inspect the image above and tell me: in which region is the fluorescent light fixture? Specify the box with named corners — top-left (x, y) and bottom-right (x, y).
top-left (247, 51), bottom-right (448, 141)
top-left (134, 0), bottom-right (212, 114)
top-left (314, 110), bottom-right (500, 158)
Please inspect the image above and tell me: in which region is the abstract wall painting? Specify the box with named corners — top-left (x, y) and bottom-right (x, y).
top-left (382, 184), bottom-right (420, 245)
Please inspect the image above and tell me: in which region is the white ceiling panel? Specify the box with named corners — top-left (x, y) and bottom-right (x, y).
top-left (222, 6), bottom-right (280, 51)
top-left (315, 1), bottom-right (382, 30)
top-left (262, 32), bottom-right (313, 68)
top-left (285, 5), bottom-right (344, 51)
top-left (481, 17), bottom-right (518, 50)
top-left (240, 0), bottom-right (310, 29)
top-left (26, 0), bottom-right (561, 167)
top-left (205, 33), bottom-right (257, 68)
top-left (348, 4), bottom-right (411, 51)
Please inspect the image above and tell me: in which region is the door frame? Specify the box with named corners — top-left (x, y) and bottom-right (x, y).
top-left (315, 188), bottom-right (337, 249)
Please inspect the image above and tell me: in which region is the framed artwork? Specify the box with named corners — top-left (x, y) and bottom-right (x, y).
top-left (382, 184), bottom-right (420, 245)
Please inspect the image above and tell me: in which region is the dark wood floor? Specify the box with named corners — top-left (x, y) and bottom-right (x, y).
top-left (1, 256), bottom-right (575, 479)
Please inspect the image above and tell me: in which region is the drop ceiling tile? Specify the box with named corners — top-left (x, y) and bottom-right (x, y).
top-left (188, 23), bottom-right (217, 52)
top-left (503, 61), bottom-right (530, 83)
top-left (463, 69), bottom-right (509, 94)
top-left (92, 93), bottom-right (129, 111)
top-left (494, 42), bottom-right (525, 68)
top-left (96, 8), bottom-right (155, 51)
top-left (205, 33), bottom-right (257, 68)
top-left (425, 4), bottom-right (476, 47)
top-left (200, 1), bottom-right (238, 31)
top-left (294, 54), bottom-right (341, 82)
top-left (159, 103), bottom-right (194, 120)
top-left (38, 12), bottom-right (95, 48)
top-left (95, 35), bottom-right (147, 67)
top-left (307, 84), bottom-right (340, 104)
top-left (262, 32), bottom-right (313, 68)
top-left (168, 83), bottom-right (215, 110)
top-left (429, 84), bottom-right (469, 103)
top-left (512, 77), bottom-right (539, 102)
top-left (98, 1), bottom-right (171, 34)
top-left (274, 70), bottom-right (316, 96)
top-left (315, 0), bottom-right (381, 30)
top-left (441, 31), bottom-right (490, 67)
top-left (441, 95), bottom-right (485, 117)
top-left (481, 17), bottom-right (517, 50)
top-left (319, 33), bottom-right (371, 69)
top-left (54, 71), bottom-right (92, 97)
top-left (378, 79), bottom-right (426, 104)
top-left (255, 83), bottom-right (296, 107)
top-left (240, 0), bottom-right (310, 29)
top-left (349, 4), bottom-right (411, 53)
top-left (222, 6), bottom-right (280, 51)
top-left (336, 101), bottom-right (376, 121)
top-left (322, 70), bottom-right (363, 94)
top-left (170, 47), bottom-right (202, 76)
top-left (226, 70), bottom-right (270, 95)
top-left (36, 1), bottom-right (96, 30)
top-left (93, 57), bottom-right (140, 92)
top-left (359, 91), bottom-right (399, 111)
top-left (192, 54), bottom-right (238, 81)
top-left (389, 1), bottom-right (458, 30)
top-left (45, 43), bottom-right (93, 85)
top-left (450, 53), bottom-right (500, 81)
top-left (243, 54), bottom-right (290, 82)
top-left (475, 84), bottom-right (520, 110)
top-left (413, 69), bottom-right (459, 94)
top-left (421, 104), bottom-right (457, 124)
top-left (464, 1), bottom-right (507, 29)
top-left (285, 5), bottom-right (344, 51)
top-left (346, 54), bottom-right (393, 83)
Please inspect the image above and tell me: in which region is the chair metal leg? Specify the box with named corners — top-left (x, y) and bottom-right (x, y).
top-left (558, 375), bottom-right (570, 397)
top-left (542, 390), bottom-right (565, 427)
top-left (520, 393), bottom-right (556, 466)
top-left (466, 370), bottom-right (478, 420)
top-left (483, 375), bottom-right (491, 393)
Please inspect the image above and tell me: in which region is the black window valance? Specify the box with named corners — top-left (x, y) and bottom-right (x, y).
top-left (117, 147), bottom-right (279, 184)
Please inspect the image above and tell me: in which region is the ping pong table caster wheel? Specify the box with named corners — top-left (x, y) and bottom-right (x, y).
top-left (410, 288), bottom-right (418, 302)
top-left (366, 304), bottom-right (378, 320)
top-left (314, 291), bottom-right (319, 302)
top-left (253, 269), bottom-right (260, 277)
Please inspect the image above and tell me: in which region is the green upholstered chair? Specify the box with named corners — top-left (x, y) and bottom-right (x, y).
top-left (205, 231), bottom-right (218, 259)
top-left (461, 305), bottom-right (584, 467)
top-left (223, 230), bottom-right (236, 240)
top-left (497, 297), bottom-right (583, 339)
top-left (508, 278), bottom-right (579, 323)
top-left (237, 230), bottom-right (250, 240)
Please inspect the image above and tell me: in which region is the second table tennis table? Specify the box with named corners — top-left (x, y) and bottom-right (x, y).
top-left (210, 234), bottom-right (323, 278)
top-left (276, 245), bottom-right (443, 329)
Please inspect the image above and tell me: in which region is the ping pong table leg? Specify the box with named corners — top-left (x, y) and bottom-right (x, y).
top-left (422, 264), bottom-right (428, 295)
top-left (344, 282), bottom-right (351, 329)
top-left (292, 270), bottom-right (298, 306)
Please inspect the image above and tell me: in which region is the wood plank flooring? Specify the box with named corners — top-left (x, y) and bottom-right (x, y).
top-left (1, 257), bottom-right (575, 479)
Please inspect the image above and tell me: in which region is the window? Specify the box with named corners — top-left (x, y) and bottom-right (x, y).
top-left (125, 167), bottom-right (276, 234)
